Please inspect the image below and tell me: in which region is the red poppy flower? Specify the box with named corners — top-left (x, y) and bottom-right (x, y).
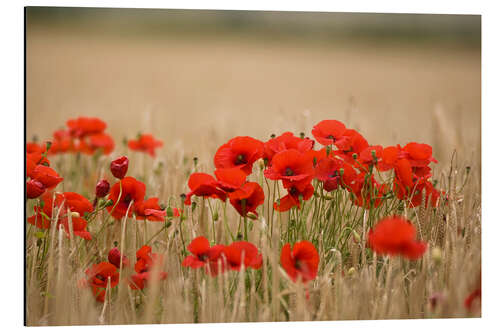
top-left (77, 133), bottom-right (115, 155)
top-left (26, 152), bottom-right (50, 178)
top-left (134, 197), bottom-right (166, 221)
top-left (311, 120), bottom-right (347, 146)
top-left (27, 192), bottom-right (93, 229)
top-left (184, 173), bottom-right (227, 205)
top-left (60, 216), bottom-right (92, 240)
top-left (67, 117), bottom-right (107, 138)
top-left (314, 156), bottom-right (343, 192)
top-left (280, 241), bottom-right (319, 283)
top-left (95, 179), bottom-right (110, 198)
top-left (349, 174), bottom-right (389, 209)
top-left (128, 133), bottom-right (163, 157)
top-left (214, 136), bottom-right (264, 175)
top-left (130, 245), bottom-right (167, 290)
top-left (30, 165), bottom-right (63, 190)
top-left (334, 129), bottom-right (369, 155)
top-left (367, 216), bottom-right (427, 260)
top-left (274, 182), bottom-right (314, 212)
top-left (264, 132), bottom-right (314, 162)
top-left (182, 236), bottom-right (226, 276)
top-left (85, 262), bottom-right (119, 302)
top-left (359, 145), bottom-right (383, 168)
top-left (48, 129), bottom-right (75, 154)
top-left (222, 241), bottom-right (262, 271)
top-left (214, 167), bottom-right (247, 192)
top-left (264, 149), bottom-right (314, 183)
top-left (107, 177), bottom-right (146, 220)
top-left (27, 142), bottom-right (45, 154)
top-left (110, 156), bottom-right (129, 179)
top-left (228, 182), bottom-right (265, 217)
top-left (108, 247), bottom-right (130, 269)
top-left (26, 179), bottom-right (45, 199)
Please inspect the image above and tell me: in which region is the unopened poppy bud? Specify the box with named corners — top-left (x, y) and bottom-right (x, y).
top-left (110, 156), bottom-right (129, 179)
top-left (246, 212), bottom-right (257, 220)
top-left (191, 201), bottom-right (197, 212)
top-left (95, 179), bottom-right (110, 198)
top-left (104, 199), bottom-right (114, 207)
top-left (352, 229), bottom-right (361, 243)
top-left (26, 179), bottom-right (45, 199)
top-left (212, 210), bottom-right (219, 221)
top-left (257, 158), bottom-right (265, 170)
top-left (45, 141), bottom-right (52, 152)
top-left (347, 267), bottom-right (356, 277)
top-left (108, 247), bottom-right (129, 268)
top-left (166, 206), bottom-right (174, 218)
top-left (193, 157), bottom-right (198, 167)
top-left (466, 166), bottom-right (471, 174)
top-left (431, 247), bottom-right (442, 264)
top-left (71, 211), bottom-right (80, 218)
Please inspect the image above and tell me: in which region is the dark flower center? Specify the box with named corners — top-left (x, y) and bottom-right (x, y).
top-left (289, 187), bottom-right (298, 196)
top-left (198, 254), bottom-right (209, 262)
top-left (294, 259), bottom-right (303, 270)
top-left (235, 154), bottom-right (247, 165)
top-left (285, 167), bottom-right (294, 176)
top-left (123, 193), bottom-right (133, 205)
top-left (95, 274), bottom-right (105, 282)
top-left (327, 135), bottom-right (336, 142)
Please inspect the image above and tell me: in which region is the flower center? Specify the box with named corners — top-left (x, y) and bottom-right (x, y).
top-left (327, 135), bottom-right (336, 142)
top-left (285, 167), bottom-right (294, 176)
top-left (235, 154), bottom-right (247, 165)
top-left (123, 194), bottom-right (132, 205)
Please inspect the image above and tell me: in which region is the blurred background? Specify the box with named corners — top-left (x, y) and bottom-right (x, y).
top-left (26, 7), bottom-right (480, 169)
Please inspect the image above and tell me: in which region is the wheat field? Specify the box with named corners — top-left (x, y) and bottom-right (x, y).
top-left (25, 14), bottom-right (481, 326)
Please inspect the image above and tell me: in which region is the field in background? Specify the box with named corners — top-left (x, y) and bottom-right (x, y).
top-left (25, 9), bottom-right (482, 326)
top-left (26, 9), bottom-right (481, 172)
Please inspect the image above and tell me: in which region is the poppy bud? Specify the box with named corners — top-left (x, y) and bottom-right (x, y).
top-left (193, 157), bottom-right (198, 167)
top-left (257, 158), bottom-right (265, 170)
top-left (108, 247), bottom-right (129, 268)
top-left (347, 267), bottom-right (356, 277)
top-left (246, 212), bottom-right (257, 220)
top-left (166, 206), bottom-right (174, 218)
top-left (212, 210), bottom-right (219, 221)
top-left (431, 247), bottom-right (442, 264)
top-left (95, 179), bottom-right (110, 198)
top-left (26, 179), bottom-right (45, 199)
top-left (110, 156), bottom-right (129, 179)
top-left (71, 211), bottom-right (80, 218)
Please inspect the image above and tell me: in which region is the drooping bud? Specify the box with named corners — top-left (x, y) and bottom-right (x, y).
top-left (246, 212), bottom-right (257, 220)
top-left (26, 179), bottom-right (45, 199)
top-left (110, 156), bottom-right (129, 179)
top-left (108, 247), bottom-right (129, 269)
top-left (95, 179), bottom-right (110, 198)
top-left (71, 211), bottom-right (80, 218)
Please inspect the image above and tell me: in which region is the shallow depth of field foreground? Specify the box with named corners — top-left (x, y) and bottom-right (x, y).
top-left (25, 9), bottom-right (481, 326)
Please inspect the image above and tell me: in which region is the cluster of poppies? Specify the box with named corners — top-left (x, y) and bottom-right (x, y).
top-left (101, 156), bottom-right (180, 221)
top-left (81, 245), bottom-right (167, 302)
top-left (181, 236), bottom-right (320, 283)
top-left (26, 142), bottom-right (63, 199)
top-left (28, 116), bottom-right (164, 157)
top-left (28, 191), bottom-right (94, 239)
top-left (184, 120), bottom-right (444, 217)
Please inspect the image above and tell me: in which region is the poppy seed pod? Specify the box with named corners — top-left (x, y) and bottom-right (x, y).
top-left (95, 179), bottom-right (110, 198)
top-left (110, 156), bottom-right (129, 179)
